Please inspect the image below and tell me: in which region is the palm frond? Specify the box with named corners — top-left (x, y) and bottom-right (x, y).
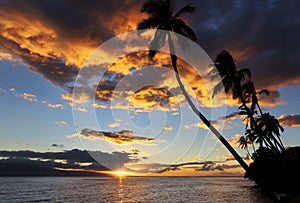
top-left (258, 89), bottom-right (270, 95)
top-left (241, 81), bottom-right (255, 95)
top-left (214, 50), bottom-right (237, 76)
top-left (212, 81), bottom-right (224, 98)
top-left (174, 3), bottom-right (196, 18)
top-left (137, 17), bottom-right (161, 31)
top-left (141, 0), bottom-right (165, 14)
top-left (237, 68), bottom-right (252, 81)
top-left (141, 0), bottom-right (170, 21)
top-left (172, 19), bottom-right (196, 41)
top-left (232, 86), bottom-right (240, 99)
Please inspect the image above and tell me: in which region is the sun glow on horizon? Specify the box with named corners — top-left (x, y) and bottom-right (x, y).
top-left (113, 170), bottom-right (132, 177)
top-left (99, 170), bottom-right (139, 177)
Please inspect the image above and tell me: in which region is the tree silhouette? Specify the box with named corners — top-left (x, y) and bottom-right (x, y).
top-left (211, 50), bottom-right (285, 155)
top-left (238, 135), bottom-right (251, 157)
top-left (137, 0), bottom-right (248, 171)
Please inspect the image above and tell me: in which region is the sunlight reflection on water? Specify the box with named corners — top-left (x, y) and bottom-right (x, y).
top-left (0, 177), bottom-right (272, 202)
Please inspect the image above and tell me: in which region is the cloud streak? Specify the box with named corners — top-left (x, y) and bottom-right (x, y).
top-left (278, 114), bottom-right (300, 128)
top-left (69, 128), bottom-right (155, 145)
top-left (53, 121), bottom-right (69, 125)
top-left (185, 120), bottom-right (221, 130)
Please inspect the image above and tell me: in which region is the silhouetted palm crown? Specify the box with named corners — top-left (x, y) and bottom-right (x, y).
top-left (212, 50), bottom-right (251, 101)
top-left (137, 0), bottom-right (196, 59)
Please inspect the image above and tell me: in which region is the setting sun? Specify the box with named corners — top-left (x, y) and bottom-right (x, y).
top-left (113, 170), bottom-right (131, 177)
top-left (100, 170), bottom-right (136, 177)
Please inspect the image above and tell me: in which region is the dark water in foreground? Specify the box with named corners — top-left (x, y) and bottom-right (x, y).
top-left (0, 177), bottom-right (272, 202)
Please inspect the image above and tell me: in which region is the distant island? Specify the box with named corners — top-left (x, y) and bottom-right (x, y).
top-left (0, 149), bottom-right (110, 177)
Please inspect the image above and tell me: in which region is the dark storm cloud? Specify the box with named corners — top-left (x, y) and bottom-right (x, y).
top-left (0, 0), bottom-right (299, 106)
top-left (0, 0), bottom-right (141, 43)
top-left (185, 0), bottom-right (300, 90)
top-left (0, 0), bottom-right (143, 89)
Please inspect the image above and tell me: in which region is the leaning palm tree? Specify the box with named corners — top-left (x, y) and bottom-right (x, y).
top-left (137, 0), bottom-right (249, 171)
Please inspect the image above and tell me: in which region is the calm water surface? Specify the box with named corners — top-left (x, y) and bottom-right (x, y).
top-left (0, 177), bottom-right (272, 202)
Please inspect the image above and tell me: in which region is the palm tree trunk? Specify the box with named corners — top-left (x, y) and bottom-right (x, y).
top-left (256, 102), bottom-right (264, 116)
top-left (276, 134), bottom-right (285, 151)
top-left (251, 143), bottom-right (256, 153)
top-left (245, 147), bottom-right (250, 157)
top-left (167, 34), bottom-right (249, 171)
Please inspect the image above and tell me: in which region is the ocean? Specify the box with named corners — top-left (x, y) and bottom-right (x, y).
top-left (0, 177), bottom-right (272, 202)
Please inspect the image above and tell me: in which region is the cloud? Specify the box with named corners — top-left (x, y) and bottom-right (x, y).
top-left (227, 134), bottom-right (242, 147)
top-left (129, 147), bottom-right (145, 155)
top-left (257, 90), bottom-right (285, 107)
top-left (8, 87), bottom-right (65, 110)
top-left (108, 122), bottom-right (120, 128)
top-left (185, 120), bottom-right (221, 130)
top-left (278, 114), bottom-right (300, 128)
top-left (47, 103), bottom-right (64, 109)
top-left (0, 88), bottom-right (6, 94)
top-left (223, 155), bottom-right (236, 161)
top-left (163, 126), bottom-right (173, 131)
top-left (0, 0), bottom-right (143, 88)
top-left (132, 160), bottom-right (242, 173)
top-left (12, 92), bottom-right (38, 102)
top-left (1, 0), bottom-right (299, 111)
top-left (53, 121), bottom-right (69, 125)
top-left (188, 0), bottom-right (300, 92)
top-left (68, 128), bottom-right (155, 145)
top-left (51, 144), bottom-right (64, 148)
top-left (220, 112), bottom-right (240, 121)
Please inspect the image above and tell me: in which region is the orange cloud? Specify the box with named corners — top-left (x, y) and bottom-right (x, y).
top-left (0, 0), bottom-right (145, 89)
top-left (227, 134), bottom-right (242, 147)
top-left (9, 88), bottom-right (38, 103)
top-left (278, 114), bottom-right (300, 128)
top-left (109, 122), bottom-right (121, 128)
top-left (0, 0), bottom-right (298, 114)
top-left (128, 147), bottom-right (148, 155)
top-left (54, 121), bottom-right (69, 125)
top-left (163, 126), bottom-right (173, 131)
top-left (47, 103), bottom-right (64, 110)
top-left (20, 93), bottom-right (38, 102)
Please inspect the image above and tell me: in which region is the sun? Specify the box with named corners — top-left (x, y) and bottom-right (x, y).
top-left (113, 170), bottom-right (132, 177)
top-left (98, 169), bottom-right (140, 177)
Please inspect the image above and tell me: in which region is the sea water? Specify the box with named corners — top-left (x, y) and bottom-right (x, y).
top-left (0, 177), bottom-right (272, 202)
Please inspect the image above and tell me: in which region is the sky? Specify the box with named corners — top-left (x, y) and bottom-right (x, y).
top-left (0, 0), bottom-right (300, 176)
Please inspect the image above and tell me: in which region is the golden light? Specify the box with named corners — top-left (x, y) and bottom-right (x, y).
top-left (99, 170), bottom-right (137, 177)
top-left (113, 170), bottom-right (130, 177)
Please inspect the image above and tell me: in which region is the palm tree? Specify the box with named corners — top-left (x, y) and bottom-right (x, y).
top-left (137, 0), bottom-right (249, 171)
top-left (212, 50), bottom-right (284, 154)
top-left (257, 113), bottom-right (285, 151)
top-left (245, 129), bottom-right (256, 153)
top-left (212, 50), bottom-right (252, 102)
top-left (238, 136), bottom-right (251, 157)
